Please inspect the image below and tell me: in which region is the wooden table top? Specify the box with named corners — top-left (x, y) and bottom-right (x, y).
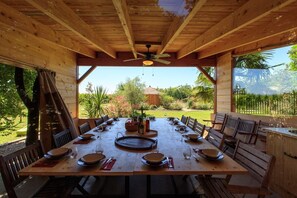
top-left (19, 118), bottom-right (247, 176)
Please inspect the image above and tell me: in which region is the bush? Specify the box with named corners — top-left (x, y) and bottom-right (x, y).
top-left (168, 101), bottom-right (183, 110)
top-left (160, 94), bottom-right (174, 109)
top-left (149, 105), bottom-right (158, 110)
top-left (191, 103), bottom-right (213, 110)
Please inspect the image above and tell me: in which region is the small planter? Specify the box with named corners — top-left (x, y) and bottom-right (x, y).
top-left (125, 119), bottom-right (138, 132)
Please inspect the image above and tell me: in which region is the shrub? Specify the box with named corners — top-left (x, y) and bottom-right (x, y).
top-left (191, 103), bottom-right (213, 110)
top-left (160, 94), bottom-right (174, 109)
top-left (105, 95), bottom-right (131, 117)
top-left (169, 101), bottom-right (183, 110)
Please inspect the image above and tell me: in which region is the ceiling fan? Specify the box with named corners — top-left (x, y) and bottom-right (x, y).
top-left (123, 44), bottom-right (171, 65)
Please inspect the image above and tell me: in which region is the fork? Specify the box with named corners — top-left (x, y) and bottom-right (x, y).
top-left (167, 157), bottom-right (173, 168)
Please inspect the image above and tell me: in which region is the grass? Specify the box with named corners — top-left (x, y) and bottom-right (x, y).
top-left (0, 117), bottom-right (27, 145)
top-left (146, 109), bottom-right (213, 125)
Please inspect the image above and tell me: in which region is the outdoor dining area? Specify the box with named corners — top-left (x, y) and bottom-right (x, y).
top-left (1, 114), bottom-right (281, 197)
top-left (1, 0), bottom-right (297, 197)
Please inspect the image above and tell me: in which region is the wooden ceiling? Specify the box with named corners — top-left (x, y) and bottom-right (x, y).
top-left (1, 0), bottom-right (297, 65)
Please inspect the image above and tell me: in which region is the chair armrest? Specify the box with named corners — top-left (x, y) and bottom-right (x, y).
top-left (227, 185), bottom-right (271, 195)
top-left (237, 132), bottom-right (257, 136)
top-left (203, 119), bottom-right (213, 123)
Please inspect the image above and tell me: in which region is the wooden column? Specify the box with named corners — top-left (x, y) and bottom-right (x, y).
top-left (216, 52), bottom-right (233, 113)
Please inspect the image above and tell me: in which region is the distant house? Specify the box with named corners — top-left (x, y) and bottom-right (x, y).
top-left (144, 86), bottom-right (160, 106)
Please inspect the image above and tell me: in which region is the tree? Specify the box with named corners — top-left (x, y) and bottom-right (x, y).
top-left (234, 51), bottom-right (273, 82)
top-left (115, 77), bottom-right (146, 109)
top-left (15, 67), bottom-right (39, 145)
top-left (83, 84), bottom-right (108, 118)
top-left (287, 45), bottom-right (297, 71)
top-left (194, 67), bottom-right (214, 103)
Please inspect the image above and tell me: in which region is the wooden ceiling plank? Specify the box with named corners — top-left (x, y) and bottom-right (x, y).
top-left (157, 0), bottom-right (207, 55)
top-left (0, 1), bottom-right (95, 58)
top-left (198, 10), bottom-right (297, 58)
top-left (25, 0), bottom-right (116, 58)
top-left (177, 0), bottom-right (296, 59)
top-left (112, 0), bottom-right (137, 58)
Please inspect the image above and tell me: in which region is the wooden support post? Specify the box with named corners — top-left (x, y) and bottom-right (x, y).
top-left (77, 66), bottom-right (97, 84)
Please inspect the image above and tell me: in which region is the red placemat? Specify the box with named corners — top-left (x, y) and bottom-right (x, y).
top-left (100, 159), bottom-right (116, 170)
top-left (73, 139), bottom-right (92, 144)
top-left (32, 159), bottom-right (60, 167)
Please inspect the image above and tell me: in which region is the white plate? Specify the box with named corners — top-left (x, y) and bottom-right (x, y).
top-left (80, 153), bottom-right (105, 164)
top-left (47, 148), bottom-right (70, 157)
top-left (188, 134), bottom-right (202, 141)
top-left (141, 158), bottom-right (167, 167)
top-left (143, 153), bottom-right (165, 164)
top-left (79, 134), bottom-right (94, 140)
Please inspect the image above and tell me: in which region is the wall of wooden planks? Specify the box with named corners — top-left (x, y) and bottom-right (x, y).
top-left (216, 52), bottom-right (233, 113)
top-left (0, 23), bottom-right (77, 117)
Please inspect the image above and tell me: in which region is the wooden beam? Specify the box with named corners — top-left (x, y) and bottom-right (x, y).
top-left (177, 0), bottom-right (296, 59)
top-left (26, 0), bottom-right (116, 58)
top-left (198, 10), bottom-right (297, 58)
top-left (77, 66), bottom-right (97, 84)
top-left (112, 0), bottom-right (137, 58)
top-left (196, 66), bottom-right (216, 85)
top-left (157, 0), bottom-right (207, 54)
top-left (77, 52), bottom-right (216, 67)
top-left (233, 29), bottom-right (297, 56)
top-left (0, 1), bottom-right (95, 58)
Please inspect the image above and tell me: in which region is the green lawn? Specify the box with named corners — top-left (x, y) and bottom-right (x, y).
top-left (0, 117), bottom-right (27, 145)
top-left (146, 110), bottom-right (213, 125)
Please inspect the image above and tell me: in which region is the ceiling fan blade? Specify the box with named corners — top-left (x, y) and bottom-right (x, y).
top-left (153, 58), bottom-right (171, 65)
top-left (123, 57), bottom-right (143, 62)
top-left (154, 53), bottom-right (170, 58)
top-left (137, 52), bottom-right (146, 57)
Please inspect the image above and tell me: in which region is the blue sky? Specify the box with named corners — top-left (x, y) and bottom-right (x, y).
top-left (79, 46), bottom-right (292, 94)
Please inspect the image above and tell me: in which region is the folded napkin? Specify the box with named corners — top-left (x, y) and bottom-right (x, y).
top-left (32, 159), bottom-right (59, 167)
top-left (73, 139), bottom-right (92, 144)
top-left (100, 159), bottom-right (116, 170)
top-left (165, 157), bottom-right (174, 169)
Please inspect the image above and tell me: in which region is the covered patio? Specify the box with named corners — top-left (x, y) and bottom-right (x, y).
top-left (0, 0), bottom-right (297, 197)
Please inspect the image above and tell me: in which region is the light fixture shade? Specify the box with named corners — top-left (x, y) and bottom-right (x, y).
top-left (143, 60), bottom-right (153, 66)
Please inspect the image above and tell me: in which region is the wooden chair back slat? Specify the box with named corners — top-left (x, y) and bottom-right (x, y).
top-left (254, 120), bottom-right (276, 144)
top-left (235, 119), bottom-right (256, 143)
top-left (78, 122), bottom-right (91, 134)
top-left (53, 129), bottom-right (73, 147)
top-left (181, 115), bottom-right (188, 124)
top-left (187, 117), bottom-right (196, 129)
top-left (233, 141), bottom-right (275, 187)
top-left (193, 122), bottom-right (206, 137)
top-left (207, 129), bottom-right (224, 149)
top-left (222, 117), bottom-right (240, 137)
top-left (94, 117), bottom-right (104, 126)
top-left (0, 141), bottom-right (43, 197)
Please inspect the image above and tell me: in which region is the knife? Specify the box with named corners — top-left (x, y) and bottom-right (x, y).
top-left (167, 157), bottom-right (173, 168)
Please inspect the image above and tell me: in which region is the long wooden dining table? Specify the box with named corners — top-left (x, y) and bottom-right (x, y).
top-left (19, 118), bottom-right (247, 197)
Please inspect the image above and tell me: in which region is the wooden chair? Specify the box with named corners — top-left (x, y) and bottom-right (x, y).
top-left (204, 112), bottom-right (227, 132)
top-left (206, 116), bottom-right (239, 150)
top-left (94, 117), bottom-right (104, 126)
top-left (193, 121), bottom-right (206, 137)
top-left (223, 119), bottom-right (256, 156)
top-left (102, 115), bottom-right (109, 122)
top-left (0, 141), bottom-right (81, 198)
top-left (53, 128), bottom-right (73, 147)
top-left (206, 128), bottom-right (225, 149)
top-left (197, 140), bottom-right (275, 198)
top-left (186, 117), bottom-right (197, 129)
top-left (254, 120), bottom-right (275, 144)
top-left (78, 122), bottom-right (91, 134)
top-left (181, 115), bottom-right (188, 124)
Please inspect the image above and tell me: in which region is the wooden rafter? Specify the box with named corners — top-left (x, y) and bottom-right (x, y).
top-left (177, 0), bottom-right (296, 59)
top-left (157, 0), bottom-right (207, 54)
top-left (77, 66), bottom-right (97, 84)
top-left (112, 0), bottom-right (137, 58)
top-left (0, 1), bottom-right (95, 58)
top-left (26, 0), bottom-right (116, 58)
top-left (196, 66), bottom-right (216, 85)
top-left (198, 10), bottom-right (297, 59)
top-left (233, 29), bottom-right (297, 56)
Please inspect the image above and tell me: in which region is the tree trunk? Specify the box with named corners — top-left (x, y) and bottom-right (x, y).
top-left (15, 68), bottom-right (39, 146)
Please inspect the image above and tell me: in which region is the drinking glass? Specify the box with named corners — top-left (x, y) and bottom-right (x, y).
top-left (70, 147), bottom-right (78, 159)
top-left (182, 145), bottom-right (191, 160)
top-left (95, 143), bottom-right (104, 154)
